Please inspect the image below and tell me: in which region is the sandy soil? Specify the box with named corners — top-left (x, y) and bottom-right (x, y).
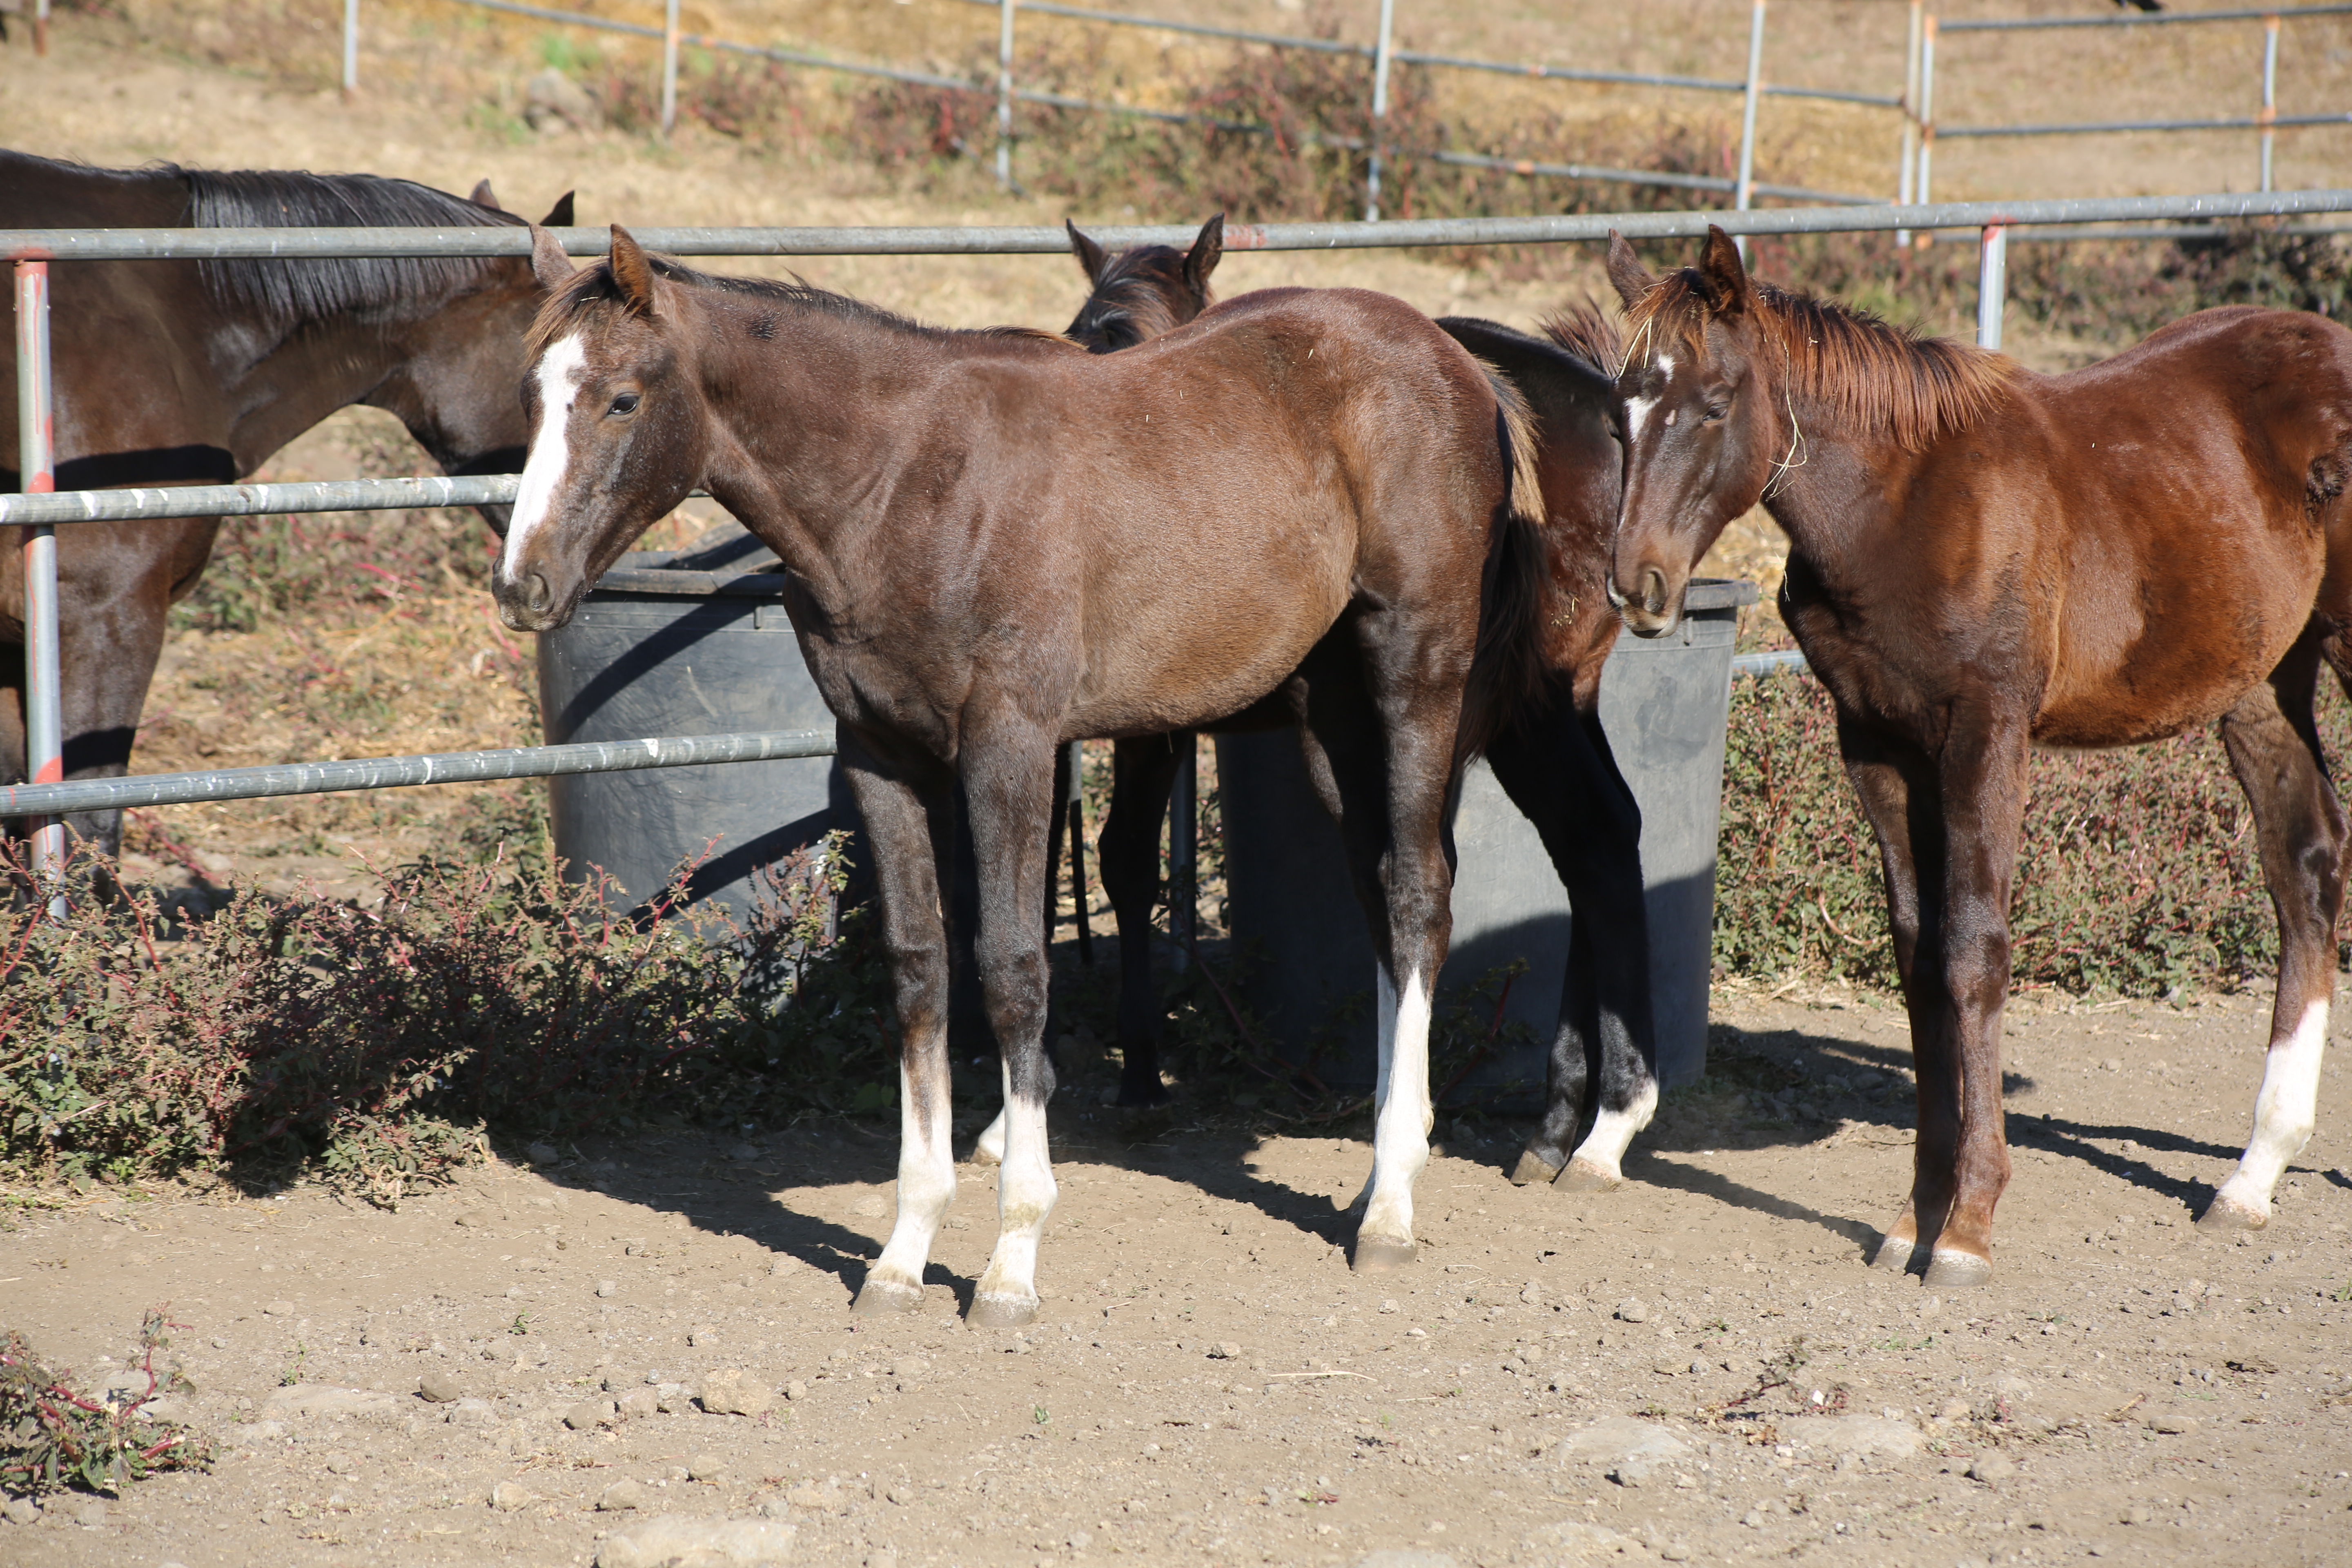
top-left (2, 987), bottom-right (2348, 1567)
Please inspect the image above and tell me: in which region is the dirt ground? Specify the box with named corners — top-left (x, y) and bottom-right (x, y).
top-left (2, 984), bottom-right (2348, 1567)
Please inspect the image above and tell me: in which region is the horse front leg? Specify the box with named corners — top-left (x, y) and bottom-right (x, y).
top-left (1835, 714), bottom-right (1947, 1276)
top-left (2205, 644), bottom-right (2345, 1232)
top-left (847, 742), bottom-right (961, 1317)
top-left (962, 730), bottom-right (1063, 1327)
top-left (1487, 701), bottom-right (1656, 1191)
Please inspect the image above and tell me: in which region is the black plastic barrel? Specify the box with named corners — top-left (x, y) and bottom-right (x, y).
top-left (1217, 579), bottom-right (1757, 1095)
top-left (536, 525), bottom-right (846, 926)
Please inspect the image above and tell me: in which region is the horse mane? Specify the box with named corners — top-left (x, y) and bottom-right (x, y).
top-left (1624, 269), bottom-right (2013, 450)
top-left (530, 253), bottom-right (1085, 359)
top-left (1539, 301), bottom-right (1625, 377)
top-left (178, 166), bottom-right (522, 330)
top-left (1065, 243), bottom-right (1205, 354)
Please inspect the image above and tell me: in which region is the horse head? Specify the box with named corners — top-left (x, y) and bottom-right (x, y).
top-left (1604, 226), bottom-right (1784, 638)
top-left (1062, 213), bottom-right (1223, 353)
top-left (495, 224), bottom-right (703, 633)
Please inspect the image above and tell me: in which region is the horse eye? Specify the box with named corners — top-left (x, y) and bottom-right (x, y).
top-left (608, 392), bottom-right (641, 416)
top-left (1702, 401), bottom-right (1729, 423)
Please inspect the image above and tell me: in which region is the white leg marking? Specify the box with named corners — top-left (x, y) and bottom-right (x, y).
top-left (862, 1051), bottom-right (955, 1308)
top-left (1348, 964), bottom-right (1400, 1214)
top-left (1566, 1078), bottom-right (1660, 1188)
top-left (1360, 968), bottom-right (1433, 1249)
top-left (973, 1106), bottom-right (1007, 1166)
top-left (2212, 1000), bottom-right (2327, 1226)
top-left (502, 333), bottom-right (587, 574)
top-left (973, 1062), bottom-right (1056, 1321)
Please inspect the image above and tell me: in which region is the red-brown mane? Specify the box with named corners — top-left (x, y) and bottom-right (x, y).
top-left (1624, 269), bottom-right (2014, 451)
top-left (1539, 301), bottom-right (1626, 379)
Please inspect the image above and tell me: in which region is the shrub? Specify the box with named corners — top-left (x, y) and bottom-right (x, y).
top-left (0, 1311), bottom-right (209, 1498)
top-left (1714, 670), bottom-right (2352, 998)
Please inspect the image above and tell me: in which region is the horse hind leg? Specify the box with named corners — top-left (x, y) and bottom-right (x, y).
top-left (1098, 736), bottom-right (1184, 1107)
top-left (2203, 640), bottom-right (2345, 1233)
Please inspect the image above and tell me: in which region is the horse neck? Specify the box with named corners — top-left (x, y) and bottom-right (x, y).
top-left (689, 294), bottom-right (996, 614)
top-left (1744, 360), bottom-right (1920, 588)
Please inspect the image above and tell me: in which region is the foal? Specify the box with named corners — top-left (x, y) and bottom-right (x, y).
top-left (500, 228), bottom-right (1545, 1323)
top-left (1606, 227), bottom-right (2352, 1285)
top-left (1048, 222), bottom-right (1659, 1193)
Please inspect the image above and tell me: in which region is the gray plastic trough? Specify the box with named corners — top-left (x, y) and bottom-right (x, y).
top-left (537, 526), bottom-right (847, 924)
top-left (1217, 578), bottom-right (1757, 1097)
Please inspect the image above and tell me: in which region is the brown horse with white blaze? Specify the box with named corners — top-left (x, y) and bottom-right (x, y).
top-left (1605, 226), bottom-right (2352, 1287)
top-left (499, 226), bottom-right (1546, 1325)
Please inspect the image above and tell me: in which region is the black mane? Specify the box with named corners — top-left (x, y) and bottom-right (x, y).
top-left (180, 167), bottom-right (520, 331)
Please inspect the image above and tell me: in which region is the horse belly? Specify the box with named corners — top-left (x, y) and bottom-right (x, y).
top-left (1069, 557), bottom-right (1351, 738)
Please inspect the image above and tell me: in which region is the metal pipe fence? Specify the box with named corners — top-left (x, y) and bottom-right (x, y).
top-left (9, 187), bottom-right (2352, 885)
top-left (1917, 4), bottom-right (2352, 204)
top-left (373, 0), bottom-right (1916, 215)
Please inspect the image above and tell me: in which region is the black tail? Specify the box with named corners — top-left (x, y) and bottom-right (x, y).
top-left (1459, 362), bottom-right (1553, 763)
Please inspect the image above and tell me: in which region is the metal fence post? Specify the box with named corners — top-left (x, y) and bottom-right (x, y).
top-left (661, 0), bottom-right (680, 136)
top-left (996, 0), bottom-right (1017, 189)
top-left (1898, 0), bottom-right (1922, 245)
top-left (2260, 13), bottom-right (2280, 193)
top-left (1365, 0), bottom-right (1397, 223)
top-left (341, 0), bottom-right (358, 98)
top-left (1168, 736), bottom-right (1196, 971)
top-left (13, 261), bottom-right (65, 914)
top-left (32, 0), bottom-right (48, 55)
top-left (1733, 0), bottom-right (1766, 259)
top-left (1976, 222), bottom-right (2007, 352)
top-left (1915, 14), bottom-right (1937, 245)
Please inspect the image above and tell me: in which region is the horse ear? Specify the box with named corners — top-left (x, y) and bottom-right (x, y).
top-left (1698, 225), bottom-right (1752, 316)
top-left (609, 225), bottom-right (659, 317)
top-left (1184, 212), bottom-right (1225, 299)
top-left (528, 224), bottom-right (577, 292)
top-left (1605, 230), bottom-right (1655, 310)
top-left (539, 190), bottom-right (576, 227)
top-left (469, 178), bottom-right (503, 212)
top-left (1065, 219), bottom-right (1108, 284)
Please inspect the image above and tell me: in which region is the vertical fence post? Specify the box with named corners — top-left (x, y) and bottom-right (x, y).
top-left (341, 0), bottom-right (358, 98)
top-left (1898, 0), bottom-right (1922, 245)
top-left (32, 0), bottom-right (48, 56)
top-left (13, 262), bottom-right (65, 917)
top-left (1365, 0), bottom-right (1396, 223)
top-left (1915, 14), bottom-right (1937, 246)
top-left (1167, 736), bottom-right (1196, 972)
top-left (1976, 223), bottom-right (2007, 353)
top-left (996, 0), bottom-right (1017, 190)
top-left (660, 0), bottom-right (680, 136)
top-left (1733, 0), bottom-right (1765, 259)
top-left (2260, 13), bottom-right (2280, 194)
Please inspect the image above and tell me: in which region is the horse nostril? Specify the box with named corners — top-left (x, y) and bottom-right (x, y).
top-left (1639, 566), bottom-right (1668, 617)
top-left (525, 572), bottom-right (552, 613)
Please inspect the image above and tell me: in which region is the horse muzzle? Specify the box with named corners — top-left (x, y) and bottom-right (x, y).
top-left (1613, 564), bottom-right (1682, 640)
top-left (493, 569), bottom-right (569, 634)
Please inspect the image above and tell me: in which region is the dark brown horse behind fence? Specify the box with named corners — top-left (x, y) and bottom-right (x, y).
top-left (0, 150), bottom-right (569, 871)
top-left (1033, 217), bottom-right (1659, 1196)
top-left (1606, 225), bottom-right (2352, 1287)
top-left (497, 226), bottom-right (1548, 1324)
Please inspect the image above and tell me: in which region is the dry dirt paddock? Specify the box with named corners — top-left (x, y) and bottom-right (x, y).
top-left (2, 987), bottom-right (2348, 1568)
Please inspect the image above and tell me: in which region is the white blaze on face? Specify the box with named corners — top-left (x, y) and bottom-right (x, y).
top-left (2213, 1000), bottom-right (2328, 1223)
top-left (503, 333), bottom-right (589, 574)
top-left (1622, 353), bottom-right (1676, 446)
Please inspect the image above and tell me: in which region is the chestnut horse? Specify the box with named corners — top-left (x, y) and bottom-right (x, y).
top-left (499, 227), bottom-right (1546, 1324)
top-left (1606, 226), bottom-right (2352, 1286)
top-left (0, 151), bottom-right (569, 864)
top-left (1042, 218), bottom-right (1657, 1194)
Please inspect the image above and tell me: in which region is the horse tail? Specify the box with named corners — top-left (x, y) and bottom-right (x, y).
top-left (1459, 360), bottom-right (1553, 763)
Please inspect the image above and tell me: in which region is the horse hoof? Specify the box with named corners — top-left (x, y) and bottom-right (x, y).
top-left (1509, 1149), bottom-right (1563, 1187)
top-left (967, 1292), bottom-right (1040, 1328)
top-left (1556, 1158), bottom-right (1622, 1193)
top-left (969, 1139), bottom-right (1002, 1167)
top-left (1352, 1235), bottom-right (1418, 1272)
top-left (851, 1277), bottom-right (923, 1316)
top-left (1869, 1234), bottom-right (1915, 1272)
top-left (1922, 1249), bottom-right (1992, 1289)
top-left (2196, 1196), bottom-right (2267, 1234)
